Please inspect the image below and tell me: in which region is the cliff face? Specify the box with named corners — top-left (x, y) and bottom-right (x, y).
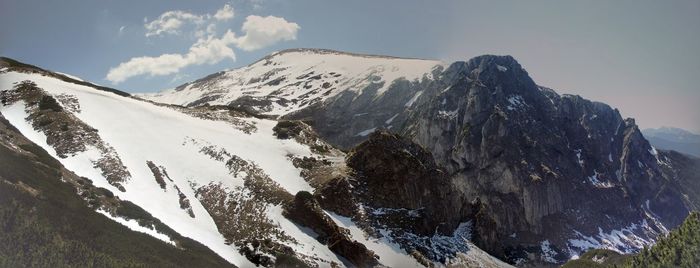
top-left (292, 55), bottom-right (697, 264)
top-left (397, 56), bottom-right (692, 262)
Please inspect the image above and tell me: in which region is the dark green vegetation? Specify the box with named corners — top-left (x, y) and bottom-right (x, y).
top-left (0, 116), bottom-right (233, 267)
top-left (563, 212), bottom-right (700, 268)
top-left (626, 212), bottom-right (700, 268)
top-left (0, 56), bottom-right (130, 97)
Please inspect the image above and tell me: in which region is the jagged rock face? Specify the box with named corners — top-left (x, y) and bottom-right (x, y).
top-left (290, 55), bottom-right (697, 264)
top-left (395, 55), bottom-right (692, 262)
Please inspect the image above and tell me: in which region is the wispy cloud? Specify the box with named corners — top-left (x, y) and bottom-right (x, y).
top-left (144, 10), bottom-right (206, 37)
top-left (118, 26), bottom-right (126, 35)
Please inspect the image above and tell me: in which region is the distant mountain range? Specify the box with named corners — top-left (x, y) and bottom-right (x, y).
top-left (643, 127), bottom-right (700, 157)
top-left (1, 49), bottom-right (698, 267)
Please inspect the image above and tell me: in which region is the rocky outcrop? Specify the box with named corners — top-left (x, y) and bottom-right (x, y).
top-left (283, 191), bottom-right (379, 268)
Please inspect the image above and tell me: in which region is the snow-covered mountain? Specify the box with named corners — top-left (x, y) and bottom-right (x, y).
top-left (0, 57), bottom-right (508, 267)
top-left (139, 49), bottom-right (700, 266)
top-left (138, 48), bottom-right (444, 115)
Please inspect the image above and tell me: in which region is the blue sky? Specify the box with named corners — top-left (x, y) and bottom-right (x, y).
top-left (1, 0), bottom-right (699, 132)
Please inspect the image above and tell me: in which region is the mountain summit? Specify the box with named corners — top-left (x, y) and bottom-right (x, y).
top-left (139, 48), bottom-right (444, 115)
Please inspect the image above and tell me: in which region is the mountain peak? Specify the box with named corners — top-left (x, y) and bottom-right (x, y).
top-left (265, 48), bottom-right (435, 61)
top-left (464, 54), bottom-right (523, 74)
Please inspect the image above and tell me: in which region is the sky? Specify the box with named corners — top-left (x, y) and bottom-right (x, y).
top-left (1, 0), bottom-right (699, 132)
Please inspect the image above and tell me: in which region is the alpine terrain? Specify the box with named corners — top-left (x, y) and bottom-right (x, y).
top-left (1, 49), bottom-right (698, 267)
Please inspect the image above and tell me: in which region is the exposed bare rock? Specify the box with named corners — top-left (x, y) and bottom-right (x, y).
top-left (146, 161), bottom-right (168, 190)
top-left (316, 177), bottom-right (358, 217)
top-left (193, 182), bottom-right (302, 267)
top-left (283, 191), bottom-right (379, 268)
top-left (173, 185), bottom-right (195, 218)
top-left (273, 120), bottom-right (340, 155)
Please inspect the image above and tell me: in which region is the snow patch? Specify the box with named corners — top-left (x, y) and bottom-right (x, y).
top-left (97, 209), bottom-right (175, 245)
top-left (385, 113), bottom-right (398, 125)
top-left (506, 95), bottom-right (525, 111)
top-left (405, 90), bottom-right (423, 107)
top-left (356, 127), bottom-right (377, 137)
top-left (325, 211), bottom-right (423, 267)
top-left (56, 72), bottom-right (85, 82)
top-left (496, 65), bottom-right (508, 72)
top-left (649, 146), bottom-right (658, 156)
top-left (567, 219), bottom-right (660, 258)
top-left (574, 149), bottom-right (584, 166)
top-left (540, 240), bottom-right (557, 263)
top-left (588, 170), bottom-right (614, 188)
top-left (437, 109), bottom-right (459, 119)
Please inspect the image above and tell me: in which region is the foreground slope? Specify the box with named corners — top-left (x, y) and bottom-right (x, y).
top-left (0, 113), bottom-right (232, 267)
top-left (0, 64), bottom-right (333, 267)
top-left (146, 50), bottom-right (700, 265)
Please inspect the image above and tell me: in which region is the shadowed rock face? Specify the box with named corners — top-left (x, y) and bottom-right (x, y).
top-left (345, 131), bottom-right (471, 236)
top-left (291, 55), bottom-right (698, 264)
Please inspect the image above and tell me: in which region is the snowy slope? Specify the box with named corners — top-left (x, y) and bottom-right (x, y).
top-left (2, 69), bottom-right (506, 267)
top-left (0, 70), bottom-right (325, 267)
top-left (138, 48), bottom-right (444, 115)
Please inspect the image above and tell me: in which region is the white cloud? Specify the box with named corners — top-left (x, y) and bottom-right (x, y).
top-left (234, 15), bottom-right (300, 51)
top-left (106, 30), bottom-right (237, 84)
top-left (213, 4), bottom-right (234, 21)
top-left (109, 4), bottom-right (301, 83)
top-left (144, 10), bottom-right (206, 37)
top-left (118, 26), bottom-right (126, 35)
